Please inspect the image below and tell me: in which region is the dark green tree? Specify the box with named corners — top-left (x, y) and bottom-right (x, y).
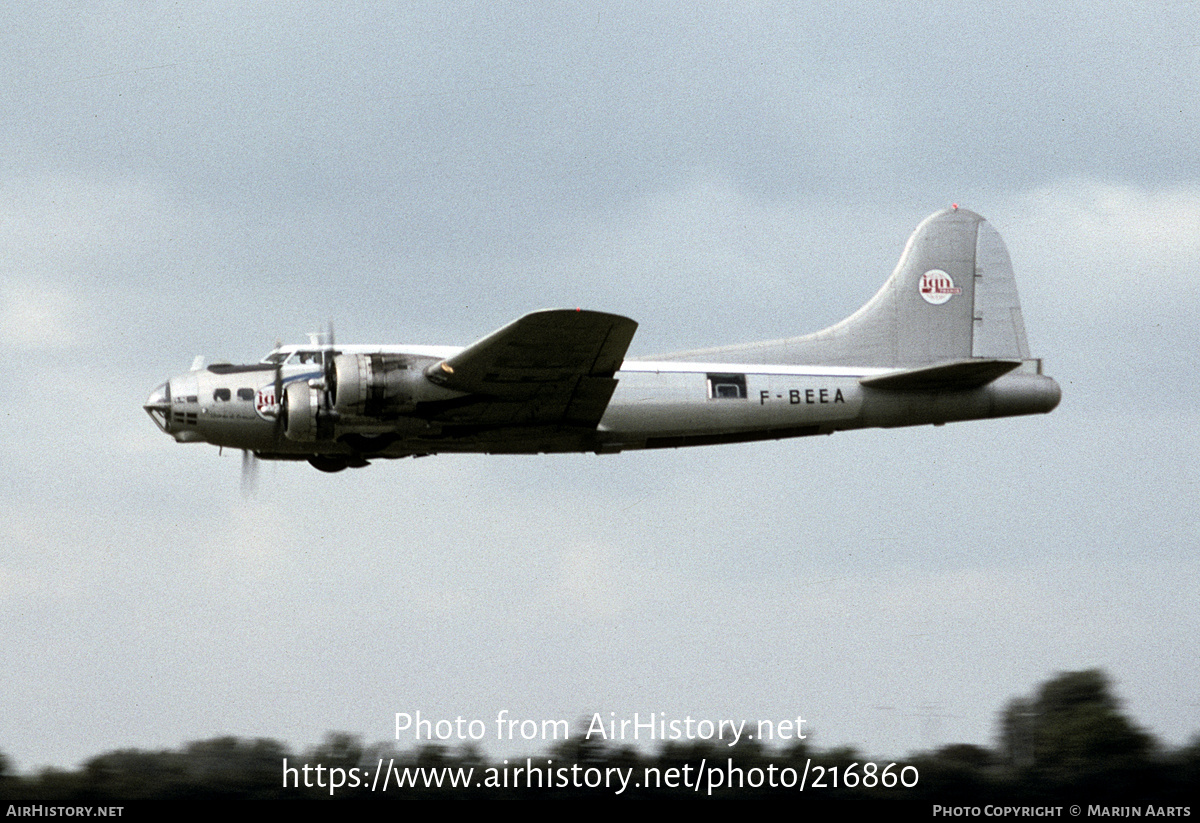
top-left (998, 669), bottom-right (1155, 795)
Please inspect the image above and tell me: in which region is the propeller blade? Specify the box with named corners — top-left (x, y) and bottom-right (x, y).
top-left (324, 321), bottom-right (338, 408)
top-left (241, 449), bottom-right (259, 496)
top-left (273, 361), bottom-right (285, 443)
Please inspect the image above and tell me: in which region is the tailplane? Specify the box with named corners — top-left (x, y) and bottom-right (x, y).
top-left (660, 207), bottom-right (1033, 368)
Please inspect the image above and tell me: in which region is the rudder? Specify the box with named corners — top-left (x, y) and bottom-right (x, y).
top-left (971, 217), bottom-right (1030, 360)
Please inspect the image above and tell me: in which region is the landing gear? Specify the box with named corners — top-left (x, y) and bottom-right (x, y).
top-left (308, 455), bottom-right (349, 473)
top-left (307, 454), bottom-right (371, 472)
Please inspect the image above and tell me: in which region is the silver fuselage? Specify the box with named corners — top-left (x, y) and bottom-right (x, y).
top-left (145, 344), bottom-right (1060, 461)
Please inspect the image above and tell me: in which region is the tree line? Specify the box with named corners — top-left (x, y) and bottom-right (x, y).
top-left (2, 670), bottom-right (1196, 803)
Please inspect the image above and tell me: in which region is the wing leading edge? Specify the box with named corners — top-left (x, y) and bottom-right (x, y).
top-left (425, 309), bottom-right (639, 428)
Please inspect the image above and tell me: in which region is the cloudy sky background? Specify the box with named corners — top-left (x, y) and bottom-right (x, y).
top-left (3, 2), bottom-right (1198, 770)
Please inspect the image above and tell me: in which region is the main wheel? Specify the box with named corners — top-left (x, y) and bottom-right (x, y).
top-left (308, 455), bottom-right (349, 473)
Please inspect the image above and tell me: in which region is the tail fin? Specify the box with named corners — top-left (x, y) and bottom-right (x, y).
top-left (661, 207), bottom-right (1032, 368)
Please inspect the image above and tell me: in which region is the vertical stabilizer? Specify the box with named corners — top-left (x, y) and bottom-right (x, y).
top-left (658, 207), bottom-right (1032, 368)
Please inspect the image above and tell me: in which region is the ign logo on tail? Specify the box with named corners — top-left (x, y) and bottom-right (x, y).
top-left (919, 269), bottom-right (961, 305)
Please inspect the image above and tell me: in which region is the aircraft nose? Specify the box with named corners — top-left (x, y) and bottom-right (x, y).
top-left (144, 381), bottom-right (171, 432)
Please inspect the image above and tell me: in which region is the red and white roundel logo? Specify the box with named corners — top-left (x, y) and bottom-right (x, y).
top-left (254, 385), bottom-right (279, 420)
top-left (919, 269), bottom-right (961, 305)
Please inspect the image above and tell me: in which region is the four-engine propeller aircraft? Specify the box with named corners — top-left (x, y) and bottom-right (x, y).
top-left (144, 207), bottom-right (1060, 472)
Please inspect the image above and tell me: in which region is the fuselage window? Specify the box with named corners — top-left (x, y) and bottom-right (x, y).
top-left (213, 388), bottom-right (232, 401)
top-left (707, 373), bottom-right (747, 400)
top-left (237, 388), bottom-right (255, 401)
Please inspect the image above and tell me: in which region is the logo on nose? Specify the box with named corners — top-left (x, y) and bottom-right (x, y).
top-left (255, 386), bottom-right (278, 419)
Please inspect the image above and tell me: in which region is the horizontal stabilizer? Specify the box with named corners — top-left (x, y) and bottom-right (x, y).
top-left (859, 358), bottom-right (1022, 391)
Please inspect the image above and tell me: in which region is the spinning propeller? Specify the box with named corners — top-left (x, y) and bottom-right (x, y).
top-left (242, 323), bottom-right (342, 490)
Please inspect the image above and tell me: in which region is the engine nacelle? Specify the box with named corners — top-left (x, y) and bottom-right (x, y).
top-left (282, 380), bottom-right (323, 441)
top-left (332, 353), bottom-right (429, 418)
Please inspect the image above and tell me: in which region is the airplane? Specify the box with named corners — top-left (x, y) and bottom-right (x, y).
top-left (144, 206), bottom-right (1060, 473)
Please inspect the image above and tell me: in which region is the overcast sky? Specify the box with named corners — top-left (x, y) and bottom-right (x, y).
top-left (2, 2), bottom-right (1198, 771)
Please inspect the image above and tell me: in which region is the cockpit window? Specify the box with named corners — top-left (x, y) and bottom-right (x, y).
top-left (288, 350), bottom-right (324, 365)
top-left (262, 349), bottom-right (329, 365)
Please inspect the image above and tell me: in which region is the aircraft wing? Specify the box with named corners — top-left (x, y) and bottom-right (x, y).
top-left (425, 309), bottom-right (638, 428)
